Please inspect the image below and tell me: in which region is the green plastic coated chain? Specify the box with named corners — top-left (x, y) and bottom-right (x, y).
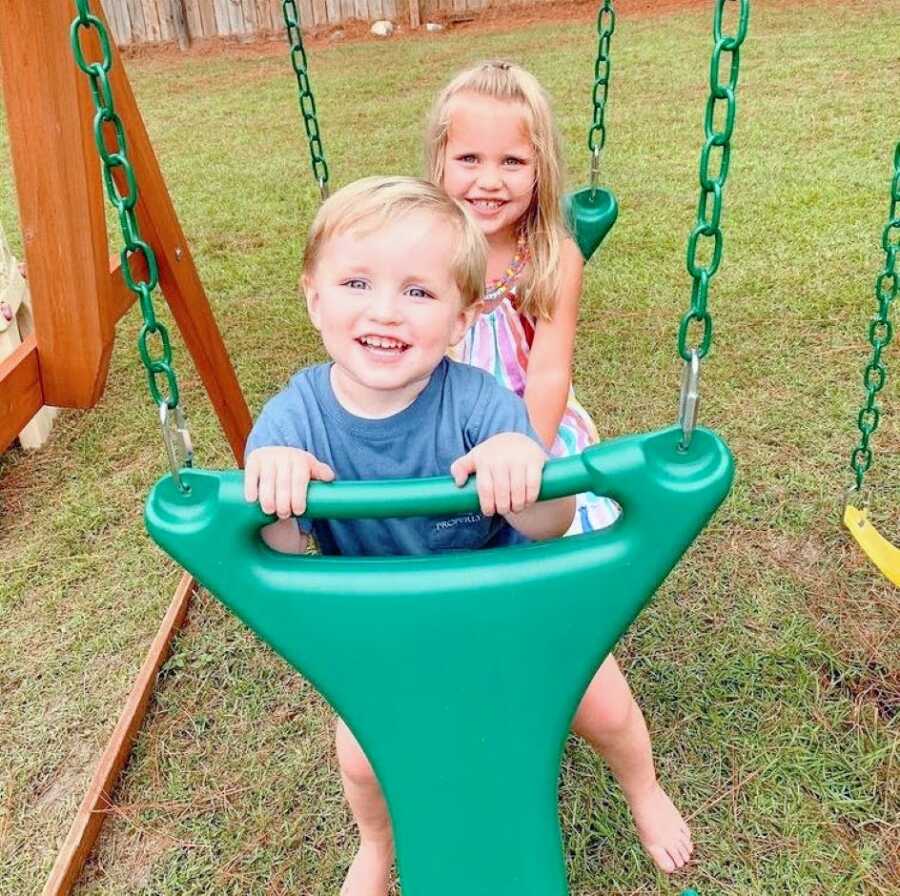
top-left (850, 141), bottom-right (899, 490)
top-left (677, 0), bottom-right (750, 362)
top-left (587, 0), bottom-right (616, 156)
top-left (70, 0), bottom-right (180, 409)
top-left (282, 0), bottom-right (330, 197)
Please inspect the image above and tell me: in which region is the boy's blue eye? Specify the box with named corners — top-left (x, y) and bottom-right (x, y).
top-left (505, 157), bottom-right (525, 166)
top-left (343, 278), bottom-right (368, 290)
top-left (458, 154), bottom-right (477, 164)
top-left (407, 286), bottom-right (434, 300)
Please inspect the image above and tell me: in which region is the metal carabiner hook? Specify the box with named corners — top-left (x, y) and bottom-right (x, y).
top-left (677, 350), bottom-right (702, 451)
top-left (589, 146), bottom-right (602, 198)
top-left (159, 401), bottom-right (194, 494)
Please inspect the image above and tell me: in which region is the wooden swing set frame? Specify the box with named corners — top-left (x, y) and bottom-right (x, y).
top-left (0, 2), bottom-right (253, 892)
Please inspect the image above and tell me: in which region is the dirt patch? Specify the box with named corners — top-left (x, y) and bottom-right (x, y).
top-left (34, 737), bottom-right (97, 819)
top-left (722, 524), bottom-right (900, 725)
top-left (121, 0), bottom-right (713, 63)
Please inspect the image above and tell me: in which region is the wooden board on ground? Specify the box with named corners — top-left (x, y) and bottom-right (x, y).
top-left (42, 574), bottom-right (198, 896)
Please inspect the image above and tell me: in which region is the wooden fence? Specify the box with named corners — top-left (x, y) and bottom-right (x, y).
top-left (101, 0), bottom-right (509, 45)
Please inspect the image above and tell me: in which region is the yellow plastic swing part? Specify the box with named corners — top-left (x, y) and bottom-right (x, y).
top-left (843, 503), bottom-right (900, 587)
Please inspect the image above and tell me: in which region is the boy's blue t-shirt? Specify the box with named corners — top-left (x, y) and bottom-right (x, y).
top-left (245, 358), bottom-right (539, 556)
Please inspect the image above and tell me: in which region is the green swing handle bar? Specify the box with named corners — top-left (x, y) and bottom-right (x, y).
top-left (148, 425), bottom-right (733, 531)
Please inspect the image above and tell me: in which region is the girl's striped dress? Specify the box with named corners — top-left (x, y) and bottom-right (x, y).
top-left (459, 292), bottom-right (620, 535)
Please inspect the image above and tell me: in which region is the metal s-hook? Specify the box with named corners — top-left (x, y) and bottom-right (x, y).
top-left (677, 350), bottom-right (701, 451)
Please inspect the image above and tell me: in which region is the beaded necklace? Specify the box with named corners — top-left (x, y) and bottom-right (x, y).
top-left (484, 231), bottom-right (529, 306)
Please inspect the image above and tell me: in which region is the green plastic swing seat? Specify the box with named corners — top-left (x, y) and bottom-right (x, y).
top-left (146, 425), bottom-right (733, 895)
top-left (565, 186), bottom-right (619, 262)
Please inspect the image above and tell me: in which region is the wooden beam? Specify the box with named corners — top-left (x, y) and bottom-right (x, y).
top-left (96, 3), bottom-right (253, 461)
top-left (0, 258), bottom-right (137, 455)
top-left (0, 335), bottom-right (44, 452)
top-left (107, 255), bottom-right (143, 327)
top-left (409, 0), bottom-right (421, 28)
top-left (42, 573), bottom-right (198, 896)
top-left (0, 1), bottom-right (115, 410)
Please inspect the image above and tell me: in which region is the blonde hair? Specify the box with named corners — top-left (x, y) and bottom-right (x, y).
top-left (425, 60), bottom-right (567, 320)
top-left (303, 176), bottom-right (487, 308)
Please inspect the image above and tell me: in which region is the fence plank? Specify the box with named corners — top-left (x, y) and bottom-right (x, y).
top-left (171, 0), bottom-right (192, 47)
top-left (227, 0), bottom-right (245, 33)
top-left (159, 0), bottom-right (172, 39)
top-left (196, 0), bottom-right (215, 35)
top-left (113, 0), bottom-right (553, 43)
top-left (268, 0), bottom-right (283, 32)
top-left (182, 0), bottom-right (202, 36)
top-left (240, 0), bottom-right (257, 34)
top-left (212, 0), bottom-right (231, 32)
top-left (101, 0), bottom-right (127, 44)
top-left (159, 0), bottom-right (176, 40)
top-left (298, 0), bottom-right (314, 29)
top-left (140, 0), bottom-right (161, 40)
top-left (122, 1), bottom-right (136, 44)
top-left (339, 0), bottom-right (355, 25)
top-left (125, 0), bottom-right (146, 41)
top-left (254, 0), bottom-right (272, 32)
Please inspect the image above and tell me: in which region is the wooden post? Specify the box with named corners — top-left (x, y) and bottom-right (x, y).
top-left (0, 336), bottom-right (43, 448)
top-left (409, 0), bottom-right (420, 28)
top-left (0, 1), bottom-right (115, 410)
top-left (0, 0), bottom-right (252, 458)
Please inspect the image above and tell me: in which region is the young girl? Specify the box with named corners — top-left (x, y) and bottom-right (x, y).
top-left (425, 60), bottom-right (694, 875)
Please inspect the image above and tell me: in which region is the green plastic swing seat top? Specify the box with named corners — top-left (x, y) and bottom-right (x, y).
top-left (843, 504), bottom-right (900, 587)
top-left (565, 186), bottom-right (619, 262)
top-left (146, 425), bottom-right (733, 895)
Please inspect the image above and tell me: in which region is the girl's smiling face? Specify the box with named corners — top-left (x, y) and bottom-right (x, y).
top-left (442, 93), bottom-right (537, 244)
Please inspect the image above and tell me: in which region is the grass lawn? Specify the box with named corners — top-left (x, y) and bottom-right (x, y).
top-left (1, 0), bottom-right (898, 893)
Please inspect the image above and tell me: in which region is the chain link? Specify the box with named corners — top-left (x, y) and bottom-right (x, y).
top-left (850, 141), bottom-right (899, 491)
top-left (587, 0), bottom-right (616, 161)
top-left (282, 0), bottom-right (329, 198)
top-left (70, 1), bottom-right (180, 409)
top-left (678, 0), bottom-right (750, 362)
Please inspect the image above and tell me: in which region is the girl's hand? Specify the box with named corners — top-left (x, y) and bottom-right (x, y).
top-left (450, 433), bottom-right (545, 516)
top-left (244, 446), bottom-right (335, 519)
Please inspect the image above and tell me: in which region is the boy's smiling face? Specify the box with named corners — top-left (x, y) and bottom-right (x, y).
top-left (304, 210), bottom-right (480, 417)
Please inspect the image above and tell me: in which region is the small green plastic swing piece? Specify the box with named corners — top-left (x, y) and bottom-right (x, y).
top-left (565, 186), bottom-right (619, 262)
top-left (146, 426), bottom-right (733, 895)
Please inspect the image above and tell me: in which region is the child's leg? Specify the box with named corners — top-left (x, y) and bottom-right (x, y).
top-left (335, 718), bottom-right (395, 896)
top-left (572, 655), bottom-right (693, 873)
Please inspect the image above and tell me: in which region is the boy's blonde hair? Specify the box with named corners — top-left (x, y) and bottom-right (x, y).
top-left (425, 60), bottom-right (568, 321)
top-left (303, 176), bottom-right (487, 308)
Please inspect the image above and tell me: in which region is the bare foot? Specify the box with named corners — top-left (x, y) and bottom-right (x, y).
top-left (339, 840), bottom-right (393, 896)
top-left (628, 782), bottom-right (693, 873)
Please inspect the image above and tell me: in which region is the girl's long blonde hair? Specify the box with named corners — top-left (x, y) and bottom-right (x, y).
top-left (425, 60), bottom-right (568, 320)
